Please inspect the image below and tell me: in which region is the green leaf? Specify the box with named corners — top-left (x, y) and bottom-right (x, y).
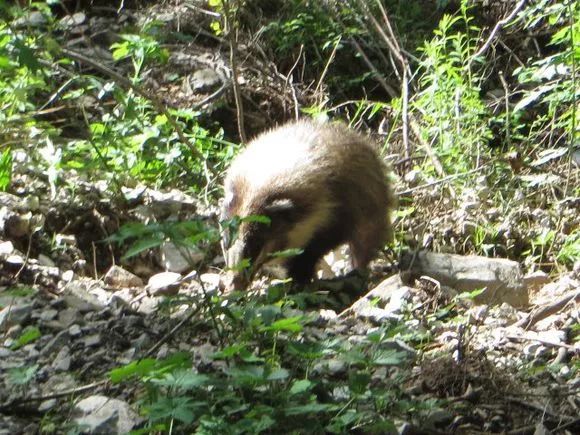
top-left (284, 402), bottom-right (335, 416)
top-left (260, 315), bottom-right (304, 333)
top-left (122, 235), bottom-right (164, 260)
top-left (266, 368), bottom-right (289, 381)
top-left (7, 364), bottom-right (38, 386)
top-left (456, 288), bottom-right (486, 299)
top-left (372, 350), bottom-right (407, 366)
top-left (11, 326), bottom-right (41, 350)
top-left (241, 215), bottom-right (271, 225)
top-left (150, 370), bottom-right (210, 391)
top-left (109, 358), bottom-right (157, 383)
top-left (289, 379), bottom-right (313, 395)
top-left (348, 371), bottom-right (371, 395)
top-left (13, 39), bottom-right (41, 72)
top-left (268, 248), bottom-right (304, 259)
top-left (0, 148), bottom-right (12, 191)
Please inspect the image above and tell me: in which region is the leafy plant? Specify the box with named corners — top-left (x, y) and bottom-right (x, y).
top-left (557, 229), bottom-right (580, 265)
top-left (514, 0), bottom-right (579, 150)
top-left (7, 364), bottom-right (39, 386)
top-left (412, 2), bottom-right (491, 174)
top-left (108, 289), bottom-right (415, 433)
top-left (110, 220), bottom-right (219, 261)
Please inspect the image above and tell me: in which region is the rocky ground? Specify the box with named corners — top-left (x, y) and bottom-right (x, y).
top-left (1, 166), bottom-right (578, 433)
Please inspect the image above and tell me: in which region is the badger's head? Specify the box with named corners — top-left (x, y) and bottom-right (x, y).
top-left (220, 176), bottom-right (305, 290)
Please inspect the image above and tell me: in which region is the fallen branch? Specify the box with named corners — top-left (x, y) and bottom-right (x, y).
top-left (514, 291), bottom-right (580, 329)
top-left (0, 380), bottom-right (107, 413)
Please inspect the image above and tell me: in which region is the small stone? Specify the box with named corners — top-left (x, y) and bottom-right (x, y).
top-left (37, 254), bottom-right (56, 267)
top-left (558, 365), bottom-right (571, 377)
top-left (6, 324), bottom-right (22, 339)
top-left (38, 399), bottom-right (57, 412)
top-left (5, 254), bottom-right (24, 266)
top-left (40, 309), bottom-right (58, 322)
top-left (60, 12), bottom-right (86, 27)
top-left (25, 195), bottom-right (40, 211)
top-left (160, 242), bottom-right (204, 273)
top-left (57, 308), bottom-right (82, 328)
top-left (147, 271), bottom-right (182, 296)
top-left (191, 68), bottom-right (221, 90)
top-left (52, 346), bottom-right (71, 371)
top-left (14, 11), bottom-right (47, 27)
top-left (319, 309), bottom-right (337, 321)
top-left (55, 234), bottom-right (76, 246)
top-left (104, 265), bottom-right (143, 288)
top-left (40, 330), bottom-right (70, 356)
top-left (200, 273), bottom-right (221, 292)
top-left (83, 334), bottom-right (101, 347)
top-left (0, 303), bottom-right (33, 328)
top-left (69, 324), bottom-right (82, 337)
top-left (62, 281), bottom-right (104, 312)
top-left (62, 270), bottom-right (75, 283)
top-left (0, 240), bottom-right (15, 256)
top-left (73, 395), bottom-right (141, 434)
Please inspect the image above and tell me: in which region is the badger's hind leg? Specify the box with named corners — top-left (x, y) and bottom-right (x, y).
top-left (349, 218), bottom-right (390, 271)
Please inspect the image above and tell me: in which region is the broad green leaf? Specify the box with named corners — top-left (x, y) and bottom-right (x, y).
top-left (260, 315), bottom-right (304, 333)
top-left (289, 379), bottom-right (313, 395)
top-left (11, 326), bottom-right (41, 350)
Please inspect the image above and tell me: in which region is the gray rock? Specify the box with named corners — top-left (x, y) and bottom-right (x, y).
top-left (13, 11), bottom-right (47, 27)
top-left (73, 395), bottom-right (141, 434)
top-left (160, 242), bottom-right (204, 273)
top-left (0, 303), bottom-right (33, 329)
top-left (104, 265), bottom-right (143, 288)
top-left (38, 399), bottom-right (57, 412)
top-left (37, 254), bottom-right (56, 267)
top-left (69, 324), bottom-right (82, 337)
top-left (6, 324), bottom-right (22, 339)
top-left (62, 280), bottom-right (104, 312)
top-left (55, 234), bottom-right (76, 246)
top-left (401, 252), bottom-right (528, 307)
top-left (83, 334), bottom-right (101, 347)
top-left (40, 309), bottom-right (58, 322)
top-left (147, 271), bottom-right (182, 295)
top-left (57, 308), bottom-right (83, 328)
top-left (40, 330), bottom-right (70, 356)
top-left (0, 240), bottom-right (15, 256)
top-left (524, 270), bottom-right (551, 292)
top-left (191, 68), bottom-right (222, 90)
top-left (60, 12), bottom-right (86, 27)
top-left (52, 346), bottom-right (71, 372)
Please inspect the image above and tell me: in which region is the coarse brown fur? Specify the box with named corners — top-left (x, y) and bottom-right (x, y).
top-left (221, 119), bottom-right (396, 290)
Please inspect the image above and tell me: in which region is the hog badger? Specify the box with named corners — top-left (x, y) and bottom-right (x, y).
top-left (221, 120), bottom-right (395, 290)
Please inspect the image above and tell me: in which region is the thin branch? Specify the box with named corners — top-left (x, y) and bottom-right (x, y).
top-left (222, 0), bottom-right (247, 143)
top-left (0, 381), bottom-right (107, 412)
top-left (397, 166), bottom-right (484, 195)
top-left (468, 0), bottom-right (527, 69)
top-left (498, 71), bottom-right (512, 148)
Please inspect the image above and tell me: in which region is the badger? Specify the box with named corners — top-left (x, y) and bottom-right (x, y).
top-left (220, 119), bottom-right (396, 290)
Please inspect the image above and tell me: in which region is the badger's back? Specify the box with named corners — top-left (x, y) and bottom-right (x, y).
top-left (222, 120), bottom-right (395, 288)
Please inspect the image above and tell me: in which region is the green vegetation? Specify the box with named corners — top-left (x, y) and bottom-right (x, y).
top-left (110, 292), bottom-right (415, 433)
